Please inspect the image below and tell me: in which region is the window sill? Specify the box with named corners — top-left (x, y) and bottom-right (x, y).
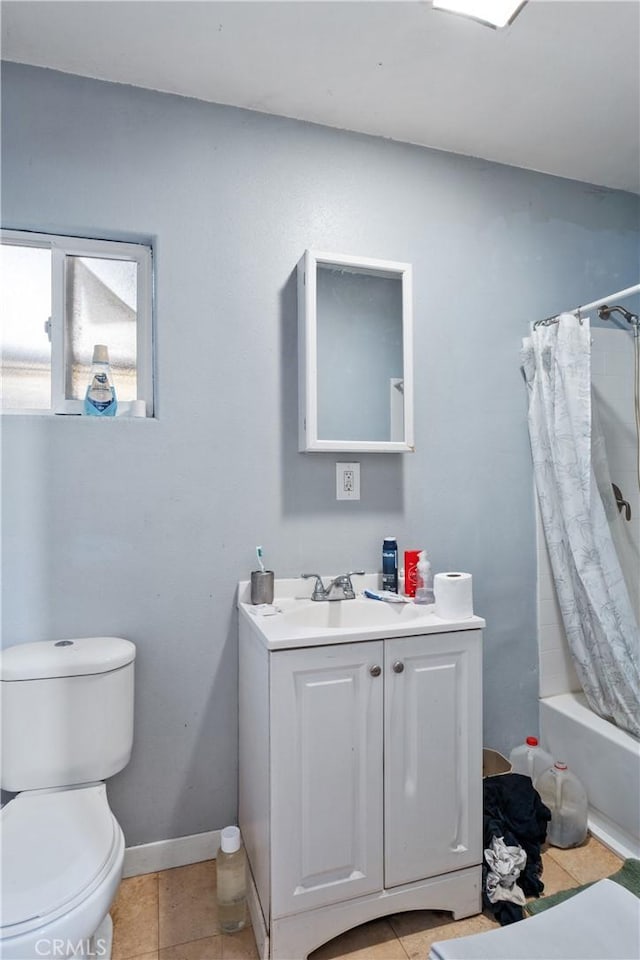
top-left (1, 409), bottom-right (156, 420)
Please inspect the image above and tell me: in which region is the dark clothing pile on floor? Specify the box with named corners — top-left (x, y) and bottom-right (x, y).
top-left (483, 773), bottom-right (552, 925)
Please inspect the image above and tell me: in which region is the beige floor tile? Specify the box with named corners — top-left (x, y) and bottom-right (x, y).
top-left (117, 831), bottom-right (623, 960)
top-left (111, 873), bottom-right (160, 960)
top-left (389, 910), bottom-right (496, 960)
top-left (159, 860), bottom-right (220, 948)
top-left (221, 926), bottom-right (260, 959)
top-left (310, 918), bottom-right (409, 960)
top-left (535, 851), bottom-right (581, 897)
top-left (157, 928), bottom-right (258, 960)
top-left (545, 834), bottom-right (624, 885)
top-left (159, 936), bottom-right (222, 960)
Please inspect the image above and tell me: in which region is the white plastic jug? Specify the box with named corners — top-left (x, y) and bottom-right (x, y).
top-left (534, 761), bottom-right (588, 848)
top-left (509, 736), bottom-right (554, 782)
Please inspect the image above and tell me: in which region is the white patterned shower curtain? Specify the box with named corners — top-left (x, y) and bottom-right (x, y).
top-left (522, 314), bottom-right (640, 739)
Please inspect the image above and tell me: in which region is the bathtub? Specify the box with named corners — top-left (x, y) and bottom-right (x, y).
top-left (540, 692), bottom-right (640, 860)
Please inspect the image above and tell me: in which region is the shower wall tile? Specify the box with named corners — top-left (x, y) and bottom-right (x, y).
top-left (594, 386), bottom-right (637, 432)
top-left (536, 525), bottom-right (556, 602)
top-left (537, 576), bottom-right (557, 603)
top-left (539, 597), bottom-right (563, 626)
top-left (539, 624), bottom-right (567, 651)
top-left (540, 659), bottom-right (580, 699)
top-left (603, 345), bottom-right (635, 379)
top-left (590, 348), bottom-right (606, 377)
top-left (606, 441), bottom-right (639, 474)
top-left (541, 646), bottom-right (576, 678)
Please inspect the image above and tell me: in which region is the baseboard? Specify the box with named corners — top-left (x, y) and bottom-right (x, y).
top-left (588, 810), bottom-right (640, 862)
top-left (123, 829), bottom-right (220, 877)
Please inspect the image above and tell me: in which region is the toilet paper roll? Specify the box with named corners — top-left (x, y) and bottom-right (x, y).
top-left (434, 572), bottom-right (473, 620)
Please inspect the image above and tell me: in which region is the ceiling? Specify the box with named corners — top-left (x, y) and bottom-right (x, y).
top-left (2, 0), bottom-right (639, 193)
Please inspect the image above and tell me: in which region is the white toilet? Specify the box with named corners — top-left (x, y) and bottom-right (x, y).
top-left (0, 636), bottom-right (136, 960)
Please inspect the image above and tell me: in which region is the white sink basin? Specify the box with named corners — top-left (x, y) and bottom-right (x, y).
top-left (278, 597), bottom-right (425, 630)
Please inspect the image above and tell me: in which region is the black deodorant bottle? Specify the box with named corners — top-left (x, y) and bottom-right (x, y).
top-left (382, 537), bottom-right (398, 593)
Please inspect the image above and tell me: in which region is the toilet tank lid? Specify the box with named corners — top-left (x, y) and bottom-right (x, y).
top-left (0, 636), bottom-right (136, 681)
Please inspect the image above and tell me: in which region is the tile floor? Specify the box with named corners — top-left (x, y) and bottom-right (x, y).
top-left (111, 835), bottom-right (623, 960)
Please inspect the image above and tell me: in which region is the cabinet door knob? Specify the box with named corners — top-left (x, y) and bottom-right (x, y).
top-left (392, 660), bottom-right (404, 673)
top-left (369, 664), bottom-right (382, 677)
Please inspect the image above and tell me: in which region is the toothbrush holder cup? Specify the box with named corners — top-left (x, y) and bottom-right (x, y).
top-left (251, 570), bottom-right (275, 605)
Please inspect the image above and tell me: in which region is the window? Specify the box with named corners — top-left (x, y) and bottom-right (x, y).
top-left (1, 230), bottom-right (153, 415)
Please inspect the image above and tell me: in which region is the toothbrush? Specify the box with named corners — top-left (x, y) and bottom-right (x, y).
top-left (256, 546), bottom-right (266, 573)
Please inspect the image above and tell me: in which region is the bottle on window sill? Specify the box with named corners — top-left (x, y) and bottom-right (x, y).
top-left (84, 344), bottom-right (117, 417)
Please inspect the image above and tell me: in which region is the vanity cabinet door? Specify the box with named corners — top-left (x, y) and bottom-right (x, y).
top-left (270, 641), bottom-right (384, 919)
top-left (383, 631), bottom-right (483, 888)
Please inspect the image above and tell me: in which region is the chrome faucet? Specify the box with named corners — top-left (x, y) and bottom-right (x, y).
top-left (301, 571), bottom-right (365, 601)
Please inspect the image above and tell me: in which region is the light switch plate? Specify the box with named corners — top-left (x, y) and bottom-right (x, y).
top-left (336, 462), bottom-right (360, 500)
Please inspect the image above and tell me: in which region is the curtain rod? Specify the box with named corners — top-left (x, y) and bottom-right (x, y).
top-left (534, 283), bottom-right (640, 329)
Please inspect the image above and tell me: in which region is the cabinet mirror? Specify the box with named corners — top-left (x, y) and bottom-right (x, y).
top-left (297, 250), bottom-right (414, 453)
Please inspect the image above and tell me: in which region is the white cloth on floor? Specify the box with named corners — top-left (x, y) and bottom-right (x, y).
top-left (484, 836), bottom-right (527, 905)
top-left (428, 879), bottom-right (640, 960)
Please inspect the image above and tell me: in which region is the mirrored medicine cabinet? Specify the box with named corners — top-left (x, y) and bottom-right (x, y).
top-left (297, 250), bottom-right (414, 453)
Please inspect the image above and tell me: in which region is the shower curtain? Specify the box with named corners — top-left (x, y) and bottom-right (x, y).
top-left (522, 314), bottom-right (640, 739)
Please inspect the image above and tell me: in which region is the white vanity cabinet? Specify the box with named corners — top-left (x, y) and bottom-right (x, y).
top-left (270, 640), bottom-right (384, 917)
top-left (239, 611), bottom-right (483, 960)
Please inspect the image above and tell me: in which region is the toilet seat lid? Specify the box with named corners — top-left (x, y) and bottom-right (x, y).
top-left (1, 783), bottom-right (117, 931)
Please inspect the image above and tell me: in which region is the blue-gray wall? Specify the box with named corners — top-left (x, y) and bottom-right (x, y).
top-left (2, 62), bottom-right (638, 846)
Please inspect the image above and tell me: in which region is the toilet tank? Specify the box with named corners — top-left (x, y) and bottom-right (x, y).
top-left (0, 636), bottom-right (135, 792)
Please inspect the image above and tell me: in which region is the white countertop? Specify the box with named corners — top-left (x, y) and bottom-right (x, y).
top-left (238, 576), bottom-right (485, 650)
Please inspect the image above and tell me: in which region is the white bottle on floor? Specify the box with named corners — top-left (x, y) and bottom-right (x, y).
top-left (534, 761), bottom-right (588, 848)
top-left (216, 826), bottom-right (247, 933)
top-left (509, 736), bottom-right (554, 782)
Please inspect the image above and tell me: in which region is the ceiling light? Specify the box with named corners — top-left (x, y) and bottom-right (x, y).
top-left (432, 0), bottom-right (527, 29)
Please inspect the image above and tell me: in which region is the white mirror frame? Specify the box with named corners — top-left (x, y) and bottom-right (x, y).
top-left (298, 249), bottom-right (414, 453)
